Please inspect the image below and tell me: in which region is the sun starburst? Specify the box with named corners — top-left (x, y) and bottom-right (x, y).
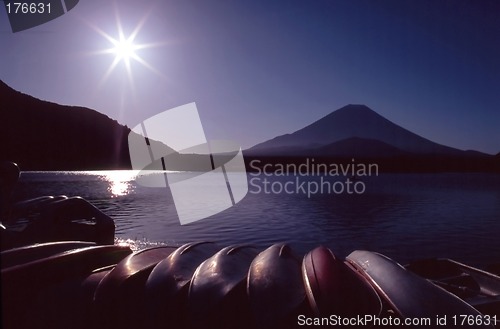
top-left (112, 35), bottom-right (139, 63)
top-left (85, 3), bottom-right (166, 90)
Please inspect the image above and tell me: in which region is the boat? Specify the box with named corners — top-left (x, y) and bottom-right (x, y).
top-left (188, 245), bottom-right (258, 329)
top-left (247, 243), bottom-right (307, 329)
top-left (1, 242), bottom-right (500, 329)
top-left (2, 196), bottom-right (115, 250)
top-left (143, 241), bottom-right (220, 328)
top-left (93, 246), bottom-right (178, 329)
top-left (0, 240), bottom-right (96, 269)
top-left (1, 243), bottom-right (132, 329)
top-left (1, 162), bottom-right (115, 250)
top-left (406, 258), bottom-right (500, 321)
top-left (302, 246), bottom-right (382, 317)
top-left (5, 161), bottom-right (494, 326)
top-left (346, 250), bottom-right (496, 328)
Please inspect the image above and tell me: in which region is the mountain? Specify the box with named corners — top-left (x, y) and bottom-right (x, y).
top-left (1, 81), bottom-right (496, 172)
top-left (0, 80), bottom-right (134, 170)
top-left (245, 104), bottom-right (499, 172)
top-left (248, 104), bottom-right (486, 157)
top-left (315, 137), bottom-right (409, 158)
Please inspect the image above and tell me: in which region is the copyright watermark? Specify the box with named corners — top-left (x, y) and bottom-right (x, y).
top-left (297, 314), bottom-right (498, 327)
top-left (248, 158), bottom-right (378, 197)
top-left (128, 103), bottom-right (248, 225)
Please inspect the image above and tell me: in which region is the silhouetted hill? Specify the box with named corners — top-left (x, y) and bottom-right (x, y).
top-left (315, 137), bottom-right (409, 158)
top-left (245, 104), bottom-right (497, 172)
top-left (247, 137), bottom-right (408, 158)
top-left (249, 104), bottom-right (483, 157)
top-left (1, 80), bottom-right (133, 170)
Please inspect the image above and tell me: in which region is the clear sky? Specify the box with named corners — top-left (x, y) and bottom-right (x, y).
top-left (1, 0), bottom-right (499, 154)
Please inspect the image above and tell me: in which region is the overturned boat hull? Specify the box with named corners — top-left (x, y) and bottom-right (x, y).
top-left (1, 242), bottom-right (499, 329)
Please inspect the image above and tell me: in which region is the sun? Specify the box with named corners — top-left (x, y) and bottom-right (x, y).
top-left (85, 4), bottom-right (165, 88)
top-left (111, 35), bottom-right (139, 64)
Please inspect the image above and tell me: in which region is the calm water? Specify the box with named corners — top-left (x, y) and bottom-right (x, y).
top-left (12, 171), bottom-right (500, 267)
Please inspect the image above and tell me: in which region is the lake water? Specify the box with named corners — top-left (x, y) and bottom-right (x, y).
top-left (11, 171), bottom-right (500, 267)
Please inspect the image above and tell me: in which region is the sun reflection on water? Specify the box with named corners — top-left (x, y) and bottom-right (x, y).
top-left (95, 170), bottom-right (139, 197)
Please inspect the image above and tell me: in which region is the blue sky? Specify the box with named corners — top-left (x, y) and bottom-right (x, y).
top-left (1, 0), bottom-right (499, 154)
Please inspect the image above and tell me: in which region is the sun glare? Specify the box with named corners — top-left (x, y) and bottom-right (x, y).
top-left (112, 35), bottom-right (139, 63)
top-left (96, 170), bottom-right (139, 197)
top-left (85, 3), bottom-right (166, 89)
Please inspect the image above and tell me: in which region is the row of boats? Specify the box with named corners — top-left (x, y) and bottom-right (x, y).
top-left (1, 162), bottom-right (499, 328)
top-left (2, 239), bottom-right (500, 328)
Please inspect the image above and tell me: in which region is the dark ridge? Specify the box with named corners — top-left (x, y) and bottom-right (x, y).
top-left (249, 104), bottom-right (490, 157)
top-left (245, 104), bottom-right (497, 172)
top-left (1, 80), bottom-right (133, 170)
top-left (314, 137), bottom-right (408, 158)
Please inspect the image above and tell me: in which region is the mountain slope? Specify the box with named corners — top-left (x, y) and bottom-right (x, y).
top-left (250, 104), bottom-right (469, 156)
top-left (1, 80), bottom-right (133, 170)
top-left (315, 137), bottom-right (409, 158)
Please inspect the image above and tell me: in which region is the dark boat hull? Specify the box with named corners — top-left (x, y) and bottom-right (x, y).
top-left (144, 241), bottom-right (220, 328)
top-left (2, 243), bottom-right (499, 329)
top-left (346, 250), bottom-right (494, 328)
top-left (1, 244), bottom-right (132, 329)
top-left (188, 245), bottom-right (258, 329)
top-left (247, 243), bottom-right (307, 329)
top-left (302, 246), bottom-right (382, 317)
top-left (407, 258), bottom-right (500, 322)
